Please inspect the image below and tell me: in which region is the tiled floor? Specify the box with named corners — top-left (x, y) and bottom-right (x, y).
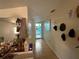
top-left (35, 39), bottom-right (59, 59)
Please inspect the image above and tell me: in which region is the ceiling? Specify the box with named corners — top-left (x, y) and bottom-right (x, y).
top-left (0, 0), bottom-right (61, 22)
top-left (26, 0), bottom-right (60, 17)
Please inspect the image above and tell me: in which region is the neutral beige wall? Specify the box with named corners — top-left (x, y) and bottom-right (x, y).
top-left (44, 0), bottom-right (79, 59)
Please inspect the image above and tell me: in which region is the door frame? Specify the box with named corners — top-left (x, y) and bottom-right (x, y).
top-left (35, 22), bottom-right (43, 39)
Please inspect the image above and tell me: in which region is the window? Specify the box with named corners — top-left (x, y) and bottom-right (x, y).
top-left (44, 20), bottom-right (51, 32)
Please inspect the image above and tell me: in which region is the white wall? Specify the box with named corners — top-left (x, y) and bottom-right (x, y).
top-left (0, 6), bottom-right (28, 42)
top-left (0, 20), bottom-right (16, 43)
top-left (0, 6), bottom-right (28, 19)
top-left (44, 0), bottom-right (79, 59)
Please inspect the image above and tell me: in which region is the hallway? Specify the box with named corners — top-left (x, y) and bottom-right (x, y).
top-left (35, 39), bottom-right (59, 59)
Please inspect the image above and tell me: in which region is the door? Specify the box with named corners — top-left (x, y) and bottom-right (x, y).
top-left (35, 23), bottom-right (42, 39)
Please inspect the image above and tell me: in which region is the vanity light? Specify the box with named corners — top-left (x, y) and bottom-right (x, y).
top-left (13, 27), bottom-right (19, 34)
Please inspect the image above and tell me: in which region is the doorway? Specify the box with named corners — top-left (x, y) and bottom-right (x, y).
top-left (35, 23), bottom-right (42, 39)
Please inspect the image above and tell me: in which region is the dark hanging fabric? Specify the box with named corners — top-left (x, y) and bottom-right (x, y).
top-left (16, 18), bottom-right (21, 23)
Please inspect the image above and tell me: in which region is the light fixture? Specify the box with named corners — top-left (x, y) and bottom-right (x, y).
top-left (13, 27), bottom-right (20, 34)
